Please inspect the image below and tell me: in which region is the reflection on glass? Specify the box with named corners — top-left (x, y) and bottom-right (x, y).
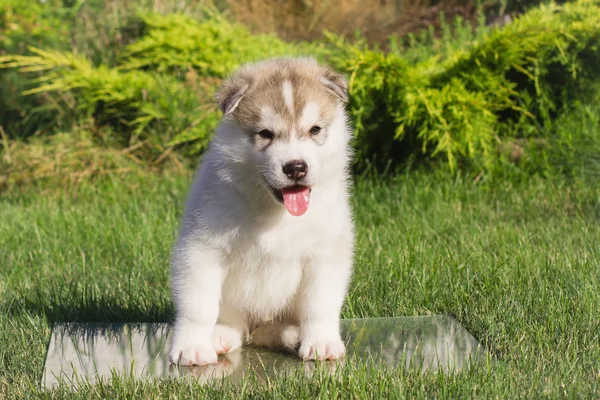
top-left (42, 315), bottom-right (487, 388)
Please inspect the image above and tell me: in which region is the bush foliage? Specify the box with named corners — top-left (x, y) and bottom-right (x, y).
top-left (327, 0), bottom-right (600, 171)
top-left (120, 11), bottom-right (302, 77)
top-left (1, 0), bottom-right (599, 178)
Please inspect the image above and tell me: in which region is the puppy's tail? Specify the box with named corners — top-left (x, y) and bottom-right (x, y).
top-left (248, 323), bottom-right (300, 352)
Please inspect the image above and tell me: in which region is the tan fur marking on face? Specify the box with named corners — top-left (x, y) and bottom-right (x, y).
top-left (228, 58), bottom-right (345, 143)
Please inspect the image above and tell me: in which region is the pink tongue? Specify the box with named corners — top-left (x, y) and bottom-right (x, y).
top-left (281, 186), bottom-right (311, 216)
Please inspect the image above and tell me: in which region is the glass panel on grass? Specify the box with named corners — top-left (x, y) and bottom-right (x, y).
top-left (42, 315), bottom-right (487, 388)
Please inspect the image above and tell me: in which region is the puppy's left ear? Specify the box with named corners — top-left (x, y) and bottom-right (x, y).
top-left (215, 76), bottom-right (250, 115)
top-left (320, 69), bottom-right (349, 103)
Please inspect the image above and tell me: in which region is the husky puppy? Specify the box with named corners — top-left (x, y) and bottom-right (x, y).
top-left (168, 57), bottom-right (354, 366)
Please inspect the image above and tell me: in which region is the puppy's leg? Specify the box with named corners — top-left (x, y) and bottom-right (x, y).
top-left (169, 244), bottom-right (222, 366)
top-left (296, 241), bottom-right (353, 361)
top-left (249, 323), bottom-right (300, 352)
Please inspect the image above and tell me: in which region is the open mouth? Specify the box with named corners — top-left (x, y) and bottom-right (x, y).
top-left (265, 182), bottom-right (312, 217)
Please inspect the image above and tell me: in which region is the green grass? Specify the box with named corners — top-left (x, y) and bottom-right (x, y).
top-left (1, 172), bottom-right (599, 398)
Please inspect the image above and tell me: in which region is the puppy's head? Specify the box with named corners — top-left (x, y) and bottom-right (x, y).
top-left (215, 57), bottom-right (349, 216)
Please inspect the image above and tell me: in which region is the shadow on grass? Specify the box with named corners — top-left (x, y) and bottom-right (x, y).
top-left (1, 286), bottom-right (174, 323)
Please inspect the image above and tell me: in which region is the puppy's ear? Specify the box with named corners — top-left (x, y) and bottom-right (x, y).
top-left (215, 77), bottom-right (250, 115)
top-left (320, 68), bottom-right (348, 103)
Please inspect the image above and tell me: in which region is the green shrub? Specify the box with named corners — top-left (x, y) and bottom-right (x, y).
top-left (0, 47), bottom-right (219, 160)
top-left (120, 11), bottom-right (302, 78)
top-left (0, 0), bottom-right (74, 138)
top-left (524, 90), bottom-right (600, 179)
top-left (1, 0), bottom-right (599, 176)
top-left (389, 11), bottom-right (491, 65)
top-left (0, 0), bottom-right (71, 52)
top-left (0, 9), bottom-right (313, 159)
top-left (326, 0), bottom-right (600, 171)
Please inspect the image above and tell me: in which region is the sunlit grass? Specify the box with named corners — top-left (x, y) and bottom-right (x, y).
top-left (1, 172), bottom-right (598, 398)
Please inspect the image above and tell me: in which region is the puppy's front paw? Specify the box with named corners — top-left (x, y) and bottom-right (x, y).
top-left (298, 337), bottom-right (345, 361)
top-left (169, 321), bottom-right (218, 366)
top-left (212, 324), bottom-right (243, 355)
top-left (169, 344), bottom-right (218, 366)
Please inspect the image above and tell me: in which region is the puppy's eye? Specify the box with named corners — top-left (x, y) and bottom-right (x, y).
top-left (258, 129), bottom-right (274, 140)
top-left (310, 126), bottom-right (321, 135)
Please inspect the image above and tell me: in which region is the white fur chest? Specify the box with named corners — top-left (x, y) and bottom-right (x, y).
top-left (220, 212), bottom-right (323, 318)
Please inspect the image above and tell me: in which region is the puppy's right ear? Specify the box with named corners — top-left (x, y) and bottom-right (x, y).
top-left (215, 77), bottom-right (250, 115)
top-left (320, 68), bottom-right (349, 104)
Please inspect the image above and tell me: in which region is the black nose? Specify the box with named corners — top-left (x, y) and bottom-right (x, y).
top-left (282, 160), bottom-right (308, 180)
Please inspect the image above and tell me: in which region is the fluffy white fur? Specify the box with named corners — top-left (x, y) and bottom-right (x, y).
top-left (168, 60), bottom-right (354, 366)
